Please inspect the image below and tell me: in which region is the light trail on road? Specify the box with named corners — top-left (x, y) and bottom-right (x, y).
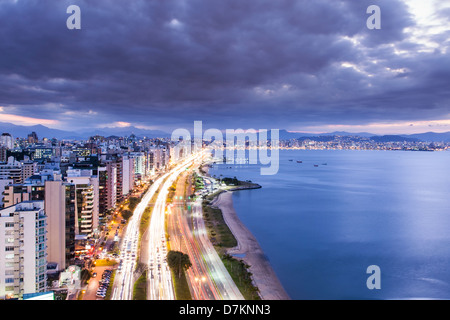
top-left (190, 198), bottom-right (244, 300)
top-left (167, 163), bottom-right (244, 300)
top-left (175, 204), bottom-right (220, 300)
top-left (111, 172), bottom-right (169, 300)
top-left (112, 150), bottom-right (243, 300)
top-left (147, 152), bottom-right (204, 300)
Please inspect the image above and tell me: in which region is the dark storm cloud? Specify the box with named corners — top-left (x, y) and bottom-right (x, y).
top-left (0, 0), bottom-right (448, 131)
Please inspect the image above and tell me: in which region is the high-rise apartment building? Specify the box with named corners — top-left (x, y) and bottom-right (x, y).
top-left (20, 156), bottom-right (37, 182)
top-left (0, 165), bottom-right (75, 271)
top-left (27, 132), bottom-right (38, 144)
top-left (0, 133), bottom-right (14, 150)
top-left (1, 183), bottom-right (45, 208)
top-left (115, 158), bottom-right (123, 202)
top-left (0, 179), bottom-right (13, 207)
top-left (131, 152), bottom-right (147, 179)
top-left (98, 161), bottom-right (117, 217)
top-left (0, 157), bottom-right (23, 184)
top-left (121, 155), bottom-right (135, 196)
top-left (66, 169), bottom-right (99, 239)
top-left (0, 201), bottom-right (47, 300)
top-left (44, 180), bottom-right (75, 271)
top-left (0, 146), bottom-right (7, 162)
top-left (150, 147), bottom-right (170, 171)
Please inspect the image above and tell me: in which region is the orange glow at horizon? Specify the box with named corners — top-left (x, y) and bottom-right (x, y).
top-left (293, 119), bottom-right (450, 135)
top-left (0, 112), bottom-right (59, 127)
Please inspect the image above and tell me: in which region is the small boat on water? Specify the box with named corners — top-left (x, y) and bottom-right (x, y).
top-left (314, 164), bottom-right (319, 167)
top-left (297, 160), bottom-right (302, 163)
top-left (289, 159), bottom-right (293, 161)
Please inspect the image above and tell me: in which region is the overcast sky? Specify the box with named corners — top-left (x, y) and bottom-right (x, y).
top-left (0, 0), bottom-right (449, 134)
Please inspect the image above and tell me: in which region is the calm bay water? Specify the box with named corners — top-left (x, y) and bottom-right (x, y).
top-left (209, 150), bottom-right (450, 300)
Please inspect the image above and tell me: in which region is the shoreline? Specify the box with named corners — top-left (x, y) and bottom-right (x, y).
top-left (210, 190), bottom-right (291, 300)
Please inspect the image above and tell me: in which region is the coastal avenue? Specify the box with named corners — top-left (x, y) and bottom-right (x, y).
top-left (147, 152), bottom-right (205, 299)
top-left (111, 168), bottom-right (169, 300)
top-left (112, 149), bottom-right (243, 300)
top-left (167, 166), bottom-right (244, 300)
top-left (168, 170), bottom-right (220, 300)
top-left (190, 197), bottom-right (244, 300)
top-left (112, 152), bottom-right (203, 300)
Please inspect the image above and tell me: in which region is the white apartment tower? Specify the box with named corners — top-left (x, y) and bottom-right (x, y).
top-left (0, 201), bottom-right (47, 299)
top-left (121, 155), bottom-right (134, 196)
top-left (0, 133), bottom-right (14, 150)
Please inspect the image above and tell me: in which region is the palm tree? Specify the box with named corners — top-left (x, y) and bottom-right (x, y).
top-left (167, 250), bottom-right (192, 278)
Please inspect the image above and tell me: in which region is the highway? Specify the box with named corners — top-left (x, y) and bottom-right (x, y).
top-left (111, 172), bottom-right (168, 300)
top-left (147, 153), bottom-right (204, 300)
top-left (112, 150), bottom-right (243, 300)
top-left (167, 165), bottom-right (244, 300)
top-left (189, 196), bottom-right (244, 300)
top-left (167, 171), bottom-right (220, 300)
top-left (111, 153), bottom-right (201, 300)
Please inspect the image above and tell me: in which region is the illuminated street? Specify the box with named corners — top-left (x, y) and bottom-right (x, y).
top-left (111, 173), bottom-right (168, 300)
top-left (147, 152), bottom-right (204, 300)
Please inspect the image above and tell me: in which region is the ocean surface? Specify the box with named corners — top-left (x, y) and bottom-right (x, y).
top-left (209, 150), bottom-right (450, 300)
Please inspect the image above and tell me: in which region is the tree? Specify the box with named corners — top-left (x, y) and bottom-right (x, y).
top-left (121, 209), bottom-right (133, 221)
top-left (167, 251), bottom-right (192, 278)
top-left (128, 197), bottom-right (140, 211)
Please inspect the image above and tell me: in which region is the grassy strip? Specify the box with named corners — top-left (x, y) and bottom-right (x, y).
top-left (140, 206), bottom-right (153, 236)
top-left (171, 270), bottom-right (192, 300)
top-left (166, 182), bottom-right (177, 203)
top-left (137, 204), bottom-right (154, 261)
top-left (202, 194), bottom-right (261, 300)
top-left (94, 259), bottom-right (118, 267)
top-left (202, 201), bottom-right (237, 248)
top-left (205, 189), bottom-right (225, 201)
top-left (133, 270), bottom-right (147, 300)
top-left (221, 254), bottom-right (261, 300)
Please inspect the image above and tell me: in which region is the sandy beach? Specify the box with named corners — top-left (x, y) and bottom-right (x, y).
top-left (211, 190), bottom-right (291, 300)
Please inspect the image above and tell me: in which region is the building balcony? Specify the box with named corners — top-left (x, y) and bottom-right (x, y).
top-left (81, 223), bottom-right (93, 227)
top-left (80, 222), bottom-right (92, 227)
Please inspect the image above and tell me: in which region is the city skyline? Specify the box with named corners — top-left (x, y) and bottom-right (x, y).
top-left (1, 0), bottom-right (450, 304)
top-left (0, 0), bottom-right (449, 134)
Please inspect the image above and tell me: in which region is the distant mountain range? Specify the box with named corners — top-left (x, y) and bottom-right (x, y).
top-left (0, 122), bottom-right (170, 140)
top-left (277, 129), bottom-right (450, 143)
top-left (277, 130), bottom-right (376, 140)
top-left (1, 122), bottom-right (450, 142)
